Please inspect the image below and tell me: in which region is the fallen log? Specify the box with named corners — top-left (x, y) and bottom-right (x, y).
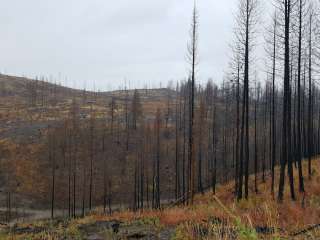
top-left (290, 224), bottom-right (320, 237)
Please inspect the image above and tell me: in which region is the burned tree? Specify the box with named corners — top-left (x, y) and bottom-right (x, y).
top-left (235, 0), bottom-right (260, 200)
top-left (186, 2), bottom-right (199, 204)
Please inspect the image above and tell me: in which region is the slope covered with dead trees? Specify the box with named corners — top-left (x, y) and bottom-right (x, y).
top-left (0, 0), bottom-right (320, 223)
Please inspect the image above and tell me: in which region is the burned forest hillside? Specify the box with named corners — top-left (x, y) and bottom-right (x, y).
top-left (1, 0), bottom-right (320, 239)
top-left (0, 74), bottom-right (178, 211)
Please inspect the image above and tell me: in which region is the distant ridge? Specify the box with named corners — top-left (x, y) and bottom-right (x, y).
top-left (0, 74), bottom-right (176, 102)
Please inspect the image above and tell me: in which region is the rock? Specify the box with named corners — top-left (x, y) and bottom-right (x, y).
top-left (79, 220), bottom-right (122, 234)
top-left (13, 226), bottom-right (45, 234)
top-left (159, 228), bottom-right (175, 240)
top-left (126, 232), bottom-right (156, 239)
top-left (118, 225), bottom-right (157, 239)
top-left (110, 221), bottom-right (120, 233)
top-left (86, 234), bottom-right (104, 240)
top-left (255, 226), bottom-right (275, 235)
top-left (81, 219), bottom-right (172, 240)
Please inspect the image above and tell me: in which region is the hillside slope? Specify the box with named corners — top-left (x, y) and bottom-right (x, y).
top-left (0, 74), bottom-right (175, 104)
top-left (1, 158), bottom-right (319, 239)
top-left (0, 74), bottom-right (177, 211)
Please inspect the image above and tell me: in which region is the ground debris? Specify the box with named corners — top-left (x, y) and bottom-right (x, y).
top-left (79, 219), bottom-right (122, 234)
top-left (290, 223), bottom-right (320, 237)
top-left (86, 233), bottom-right (105, 240)
top-left (11, 225), bottom-right (46, 234)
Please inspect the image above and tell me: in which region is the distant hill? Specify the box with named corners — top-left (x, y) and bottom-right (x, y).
top-left (0, 73), bottom-right (177, 144)
top-left (0, 74), bottom-right (176, 104)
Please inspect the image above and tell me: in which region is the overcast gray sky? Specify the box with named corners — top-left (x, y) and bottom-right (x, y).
top-left (0, 0), bottom-right (253, 91)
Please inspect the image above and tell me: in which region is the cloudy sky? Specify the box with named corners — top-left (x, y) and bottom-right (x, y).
top-left (0, 0), bottom-right (265, 90)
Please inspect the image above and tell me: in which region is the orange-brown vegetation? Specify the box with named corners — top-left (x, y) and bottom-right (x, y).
top-left (80, 158), bottom-right (320, 238)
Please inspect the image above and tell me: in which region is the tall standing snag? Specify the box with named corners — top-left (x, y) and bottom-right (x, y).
top-left (186, 2), bottom-right (199, 204)
top-left (278, 0), bottom-right (296, 201)
top-left (235, 0), bottom-right (260, 200)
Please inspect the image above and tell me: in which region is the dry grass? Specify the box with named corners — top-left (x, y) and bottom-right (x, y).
top-left (86, 158), bottom-right (320, 239)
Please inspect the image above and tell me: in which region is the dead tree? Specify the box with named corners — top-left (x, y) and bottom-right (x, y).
top-left (307, 4), bottom-right (316, 179)
top-left (278, 0), bottom-right (296, 201)
top-left (49, 126), bottom-right (56, 219)
top-left (197, 90), bottom-right (205, 193)
top-left (186, 2), bottom-right (199, 204)
top-left (236, 0), bottom-right (260, 200)
top-left (153, 109), bottom-right (161, 209)
top-left (88, 103), bottom-right (96, 210)
top-left (175, 84), bottom-right (181, 200)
